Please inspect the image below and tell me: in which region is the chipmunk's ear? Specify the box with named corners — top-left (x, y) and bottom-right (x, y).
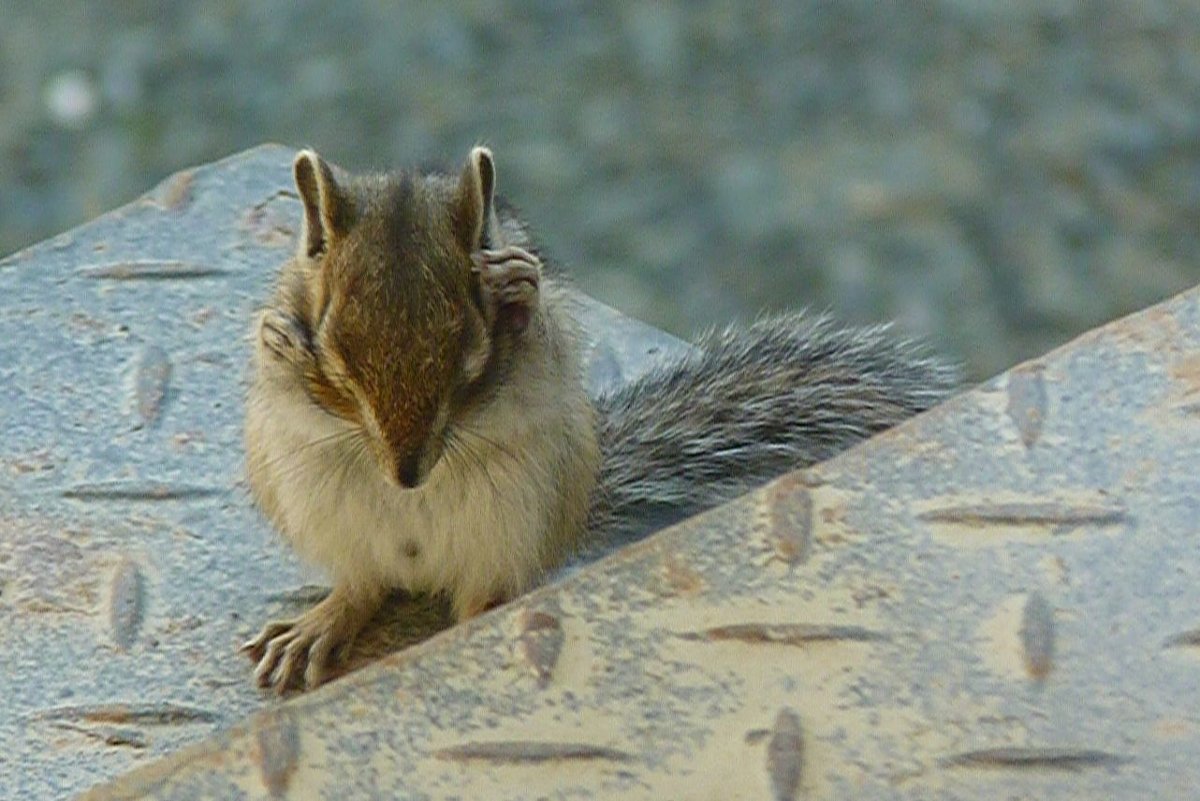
top-left (293, 149), bottom-right (352, 259)
top-left (454, 146), bottom-right (497, 252)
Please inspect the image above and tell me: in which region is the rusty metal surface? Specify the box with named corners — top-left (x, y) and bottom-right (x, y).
top-left (4, 146), bottom-right (1199, 800)
top-left (0, 145), bottom-right (685, 800)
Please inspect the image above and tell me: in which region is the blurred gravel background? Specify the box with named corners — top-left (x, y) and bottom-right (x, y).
top-left (3, 1), bottom-right (1199, 378)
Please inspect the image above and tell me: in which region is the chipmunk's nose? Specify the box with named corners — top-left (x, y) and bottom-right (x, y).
top-left (395, 454), bottom-right (424, 489)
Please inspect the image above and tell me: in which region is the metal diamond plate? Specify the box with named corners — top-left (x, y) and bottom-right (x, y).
top-left (3, 146), bottom-right (1198, 800)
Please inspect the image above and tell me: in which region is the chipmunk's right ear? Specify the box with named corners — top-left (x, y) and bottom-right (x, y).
top-left (293, 149), bottom-right (351, 259)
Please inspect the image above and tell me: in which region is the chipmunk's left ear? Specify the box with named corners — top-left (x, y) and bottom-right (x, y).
top-left (455, 146), bottom-right (498, 251)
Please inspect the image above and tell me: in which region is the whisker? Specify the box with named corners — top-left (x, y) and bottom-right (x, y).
top-left (253, 427), bottom-right (361, 476)
top-left (444, 430), bottom-right (501, 496)
top-left (256, 427), bottom-right (366, 487)
top-left (452, 425), bottom-right (521, 465)
top-left (462, 424), bottom-right (557, 493)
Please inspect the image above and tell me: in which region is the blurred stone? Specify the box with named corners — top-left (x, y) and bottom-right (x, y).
top-left (623, 6), bottom-right (685, 79)
top-left (44, 70), bottom-right (99, 130)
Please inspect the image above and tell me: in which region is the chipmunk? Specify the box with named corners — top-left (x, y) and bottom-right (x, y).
top-left (242, 146), bottom-right (958, 692)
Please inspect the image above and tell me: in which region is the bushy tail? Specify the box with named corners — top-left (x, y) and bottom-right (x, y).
top-left (589, 312), bottom-right (960, 544)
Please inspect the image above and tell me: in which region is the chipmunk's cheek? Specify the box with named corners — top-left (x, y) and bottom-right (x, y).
top-left (421, 438), bottom-right (447, 479)
top-left (364, 436), bottom-right (402, 488)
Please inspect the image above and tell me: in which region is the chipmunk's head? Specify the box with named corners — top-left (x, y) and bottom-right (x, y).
top-left (283, 146), bottom-right (538, 488)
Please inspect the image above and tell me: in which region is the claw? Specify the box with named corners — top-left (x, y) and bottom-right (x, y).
top-left (305, 633), bottom-right (338, 688)
top-left (241, 619), bottom-right (293, 660)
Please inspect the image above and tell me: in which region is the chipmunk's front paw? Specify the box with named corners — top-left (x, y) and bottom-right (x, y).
top-left (241, 587), bottom-right (378, 693)
top-left (257, 309), bottom-right (310, 364)
top-left (472, 246), bottom-right (541, 333)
